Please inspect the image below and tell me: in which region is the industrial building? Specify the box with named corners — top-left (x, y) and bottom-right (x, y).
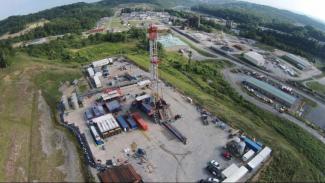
top-left (92, 113), bottom-right (122, 138)
top-left (283, 53), bottom-right (312, 70)
top-left (243, 51), bottom-right (265, 67)
top-left (243, 77), bottom-right (298, 108)
top-left (98, 164), bottom-right (142, 183)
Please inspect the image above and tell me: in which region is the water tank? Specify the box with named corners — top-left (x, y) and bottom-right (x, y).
top-left (238, 141), bottom-right (246, 155)
top-left (233, 137), bottom-right (240, 143)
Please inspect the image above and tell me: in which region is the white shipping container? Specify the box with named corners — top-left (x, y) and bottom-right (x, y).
top-left (92, 58), bottom-right (109, 67)
top-left (258, 146), bottom-right (272, 159)
top-left (222, 166), bottom-right (248, 183)
top-left (247, 154), bottom-right (264, 170)
top-left (93, 75), bottom-right (102, 88)
top-left (87, 67), bottom-right (95, 77)
top-left (242, 149), bottom-right (255, 162)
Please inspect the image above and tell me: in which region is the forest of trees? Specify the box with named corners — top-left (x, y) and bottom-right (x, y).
top-left (24, 27), bottom-right (150, 62)
top-left (0, 3), bottom-right (113, 42)
top-left (192, 4), bottom-right (325, 61)
top-left (0, 43), bottom-right (14, 68)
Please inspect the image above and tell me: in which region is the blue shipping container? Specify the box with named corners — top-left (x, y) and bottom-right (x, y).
top-left (106, 100), bottom-right (121, 112)
top-left (243, 137), bottom-right (262, 152)
top-left (126, 116), bottom-right (138, 129)
top-left (92, 106), bottom-right (101, 117)
top-left (117, 115), bottom-right (130, 132)
top-left (97, 105), bottom-right (105, 115)
top-left (85, 109), bottom-right (94, 120)
top-left (140, 103), bottom-right (152, 115)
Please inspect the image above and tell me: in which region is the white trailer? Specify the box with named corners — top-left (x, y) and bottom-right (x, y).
top-left (92, 58), bottom-right (113, 68)
top-left (247, 154), bottom-right (264, 171)
top-left (87, 67), bottom-right (95, 77)
top-left (258, 146), bottom-right (272, 159)
top-left (93, 75), bottom-right (102, 88)
top-left (242, 149), bottom-right (255, 162)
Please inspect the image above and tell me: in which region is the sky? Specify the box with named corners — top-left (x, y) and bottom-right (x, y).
top-left (0, 0), bottom-right (324, 22)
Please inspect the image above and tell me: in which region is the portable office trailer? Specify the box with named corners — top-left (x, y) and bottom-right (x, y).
top-left (258, 146), bottom-right (272, 159)
top-left (242, 149), bottom-right (255, 162)
top-left (222, 166), bottom-right (248, 183)
top-left (87, 67), bottom-right (95, 77)
top-left (247, 154), bottom-right (264, 171)
top-left (90, 125), bottom-right (104, 145)
top-left (93, 75), bottom-right (102, 88)
top-left (92, 58), bottom-right (109, 68)
top-left (137, 80), bottom-right (151, 88)
top-left (117, 115), bottom-right (130, 132)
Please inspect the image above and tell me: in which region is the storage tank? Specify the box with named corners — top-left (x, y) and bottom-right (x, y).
top-left (233, 137), bottom-right (240, 143)
top-left (61, 95), bottom-right (70, 111)
top-left (238, 141), bottom-right (246, 155)
top-left (71, 92), bottom-right (79, 110)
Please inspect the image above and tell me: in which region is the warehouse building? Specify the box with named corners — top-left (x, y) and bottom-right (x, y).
top-left (98, 164), bottom-right (142, 183)
top-left (92, 114), bottom-right (122, 138)
top-left (283, 53), bottom-right (312, 70)
top-left (243, 51), bottom-right (265, 67)
top-left (243, 77), bottom-right (298, 108)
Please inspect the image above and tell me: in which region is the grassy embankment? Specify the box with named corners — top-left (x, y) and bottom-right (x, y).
top-left (306, 81), bottom-right (325, 95)
top-left (0, 54), bottom-right (86, 182)
top-left (72, 42), bottom-right (325, 182)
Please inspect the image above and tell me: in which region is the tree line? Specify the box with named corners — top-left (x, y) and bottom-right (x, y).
top-left (24, 27), bottom-right (151, 62)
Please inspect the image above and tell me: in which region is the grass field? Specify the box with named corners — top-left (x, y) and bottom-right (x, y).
top-left (0, 54), bottom-right (84, 182)
top-left (306, 81), bottom-right (325, 95)
top-left (69, 42), bottom-right (325, 182)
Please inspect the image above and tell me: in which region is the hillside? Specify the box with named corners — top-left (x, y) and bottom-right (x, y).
top-left (196, 0), bottom-right (325, 31)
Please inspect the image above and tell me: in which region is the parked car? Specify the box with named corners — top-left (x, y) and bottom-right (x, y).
top-left (199, 178), bottom-right (220, 183)
top-left (206, 165), bottom-right (220, 176)
top-left (209, 160), bottom-right (220, 168)
top-left (222, 151), bottom-right (232, 160)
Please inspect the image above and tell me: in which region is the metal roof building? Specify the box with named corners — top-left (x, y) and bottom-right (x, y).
top-left (92, 114), bottom-right (122, 138)
top-left (244, 77), bottom-right (298, 107)
top-left (243, 51), bottom-right (265, 67)
top-left (98, 164), bottom-right (142, 183)
top-left (283, 54), bottom-right (312, 70)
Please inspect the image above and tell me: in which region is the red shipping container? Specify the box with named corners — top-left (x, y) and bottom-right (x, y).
top-left (132, 112), bottom-right (148, 131)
